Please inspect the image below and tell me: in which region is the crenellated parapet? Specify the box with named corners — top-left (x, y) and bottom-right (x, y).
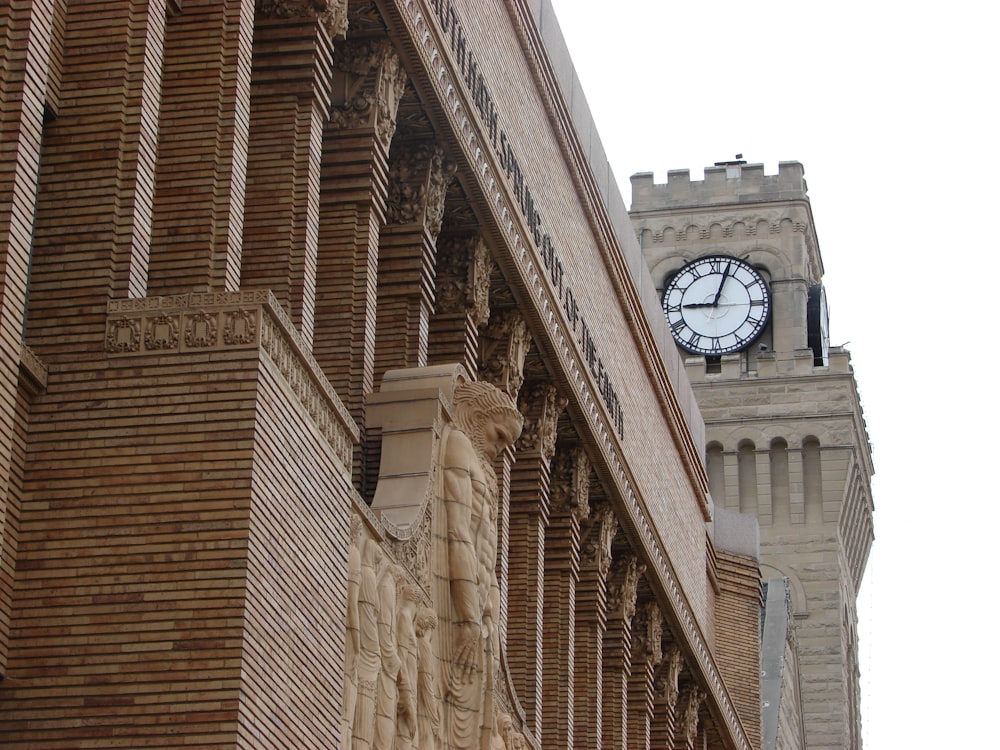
top-left (630, 162), bottom-right (809, 211)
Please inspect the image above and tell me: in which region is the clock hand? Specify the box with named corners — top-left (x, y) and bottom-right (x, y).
top-left (683, 302), bottom-right (718, 309)
top-left (712, 262), bottom-right (732, 306)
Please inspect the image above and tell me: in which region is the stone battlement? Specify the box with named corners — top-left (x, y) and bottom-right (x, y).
top-left (631, 161), bottom-right (808, 211)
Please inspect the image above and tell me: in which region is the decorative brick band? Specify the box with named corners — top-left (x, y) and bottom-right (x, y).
top-left (106, 290), bottom-right (358, 468)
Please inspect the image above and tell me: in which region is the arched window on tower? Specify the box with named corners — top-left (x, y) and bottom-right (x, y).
top-left (737, 440), bottom-right (758, 515)
top-left (803, 436), bottom-right (823, 524)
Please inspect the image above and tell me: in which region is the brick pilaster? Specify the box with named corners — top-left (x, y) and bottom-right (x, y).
top-left (25, 0), bottom-right (167, 355)
top-left (506, 382), bottom-right (564, 734)
top-left (603, 553), bottom-right (641, 750)
top-left (540, 447), bottom-right (589, 750)
top-left (627, 603), bottom-right (663, 750)
top-left (651, 645), bottom-right (684, 750)
top-left (372, 142), bottom-right (452, 383)
top-left (242, 7), bottom-right (339, 348)
top-left (574, 504), bottom-right (617, 750)
top-left (147, 0), bottom-right (255, 295)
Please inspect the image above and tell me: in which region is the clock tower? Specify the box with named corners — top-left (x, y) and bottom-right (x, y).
top-left (630, 161), bottom-right (874, 750)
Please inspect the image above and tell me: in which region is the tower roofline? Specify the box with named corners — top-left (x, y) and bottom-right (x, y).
top-left (631, 161), bottom-right (809, 211)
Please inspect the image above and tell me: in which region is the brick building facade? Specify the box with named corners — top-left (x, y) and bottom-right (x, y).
top-left (0, 2), bottom-right (766, 749)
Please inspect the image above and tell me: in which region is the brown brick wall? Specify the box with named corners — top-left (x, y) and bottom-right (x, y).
top-left (237, 354), bottom-right (353, 748)
top-left (0, 351), bottom-right (259, 746)
top-left (714, 549), bottom-right (762, 749)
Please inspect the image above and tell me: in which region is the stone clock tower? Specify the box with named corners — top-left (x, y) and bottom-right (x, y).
top-left (630, 162), bottom-right (874, 750)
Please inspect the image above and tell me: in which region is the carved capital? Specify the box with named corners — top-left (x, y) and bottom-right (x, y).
top-left (661, 644), bottom-right (684, 710)
top-left (515, 381), bottom-right (566, 462)
top-left (607, 554), bottom-right (644, 626)
top-left (329, 39), bottom-right (407, 147)
top-left (681, 686), bottom-right (705, 743)
top-left (479, 308), bottom-right (531, 400)
top-left (551, 447), bottom-right (591, 522)
top-left (435, 234), bottom-right (492, 326)
top-left (387, 143), bottom-right (456, 239)
top-left (581, 504), bottom-right (617, 579)
top-left (255, 0), bottom-right (347, 36)
top-left (633, 601), bottom-right (664, 666)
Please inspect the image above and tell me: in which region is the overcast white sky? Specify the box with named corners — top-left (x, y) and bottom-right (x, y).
top-left (549, 1), bottom-right (998, 746)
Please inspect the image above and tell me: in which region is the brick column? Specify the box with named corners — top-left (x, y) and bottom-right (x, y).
top-left (0, 0), bottom-right (59, 668)
top-left (540, 447), bottom-right (590, 750)
top-left (628, 603), bottom-right (664, 750)
top-left (147, 0), bottom-right (255, 295)
top-left (25, 0), bottom-right (167, 353)
top-left (574, 504), bottom-right (617, 750)
top-left (507, 382), bottom-right (565, 734)
top-left (426, 233), bottom-right (492, 375)
top-left (372, 142), bottom-right (453, 381)
top-left (603, 553), bottom-right (642, 750)
top-left (651, 645), bottom-right (684, 749)
top-left (313, 38), bottom-right (405, 490)
top-left (242, 2), bottom-right (345, 348)
top-left (673, 684), bottom-right (705, 750)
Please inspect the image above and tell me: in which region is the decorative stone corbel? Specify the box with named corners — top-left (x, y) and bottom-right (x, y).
top-left (387, 143), bottom-right (455, 241)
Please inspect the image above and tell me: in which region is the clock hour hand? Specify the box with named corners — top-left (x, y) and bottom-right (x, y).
top-left (683, 302), bottom-right (718, 309)
top-left (712, 262), bottom-right (732, 306)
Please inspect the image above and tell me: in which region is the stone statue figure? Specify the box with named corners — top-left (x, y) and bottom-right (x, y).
top-left (415, 607), bottom-right (441, 750)
top-left (436, 380), bottom-right (523, 750)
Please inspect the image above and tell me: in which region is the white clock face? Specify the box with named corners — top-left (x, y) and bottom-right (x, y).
top-left (662, 256), bottom-right (770, 355)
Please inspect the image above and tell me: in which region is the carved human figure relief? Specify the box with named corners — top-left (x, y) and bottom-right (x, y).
top-left (354, 535), bottom-right (383, 750)
top-left (374, 563), bottom-right (404, 750)
top-left (434, 380), bottom-right (523, 750)
top-left (396, 583), bottom-right (422, 750)
top-left (345, 516), bottom-right (365, 749)
top-left (415, 607), bottom-right (442, 750)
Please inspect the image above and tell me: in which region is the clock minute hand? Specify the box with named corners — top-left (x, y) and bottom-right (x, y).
top-left (712, 262), bottom-right (732, 306)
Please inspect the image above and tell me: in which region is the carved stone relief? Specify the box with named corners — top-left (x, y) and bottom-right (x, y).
top-left (345, 373), bottom-right (530, 750)
top-left (387, 143), bottom-right (456, 240)
top-left (515, 382), bottom-right (566, 462)
top-left (479, 308), bottom-right (531, 400)
top-left (607, 554), bottom-right (644, 626)
top-left (329, 39), bottom-right (407, 148)
top-left (581, 504), bottom-right (618, 579)
top-left (435, 234), bottom-right (492, 327)
top-left (255, 0), bottom-right (348, 37)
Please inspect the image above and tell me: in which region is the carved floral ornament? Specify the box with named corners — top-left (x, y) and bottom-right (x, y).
top-left (550, 446), bottom-right (591, 521)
